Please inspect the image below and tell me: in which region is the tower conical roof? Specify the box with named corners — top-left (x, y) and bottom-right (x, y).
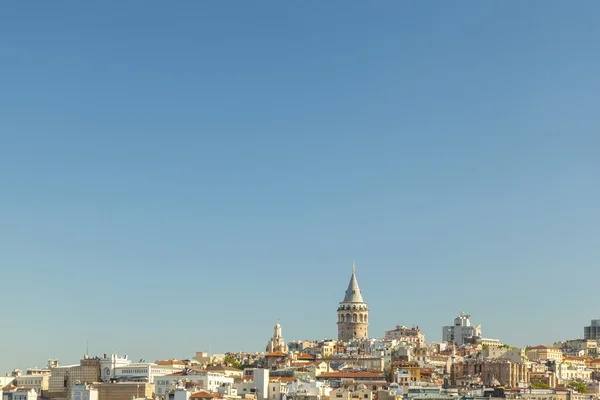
top-left (343, 262), bottom-right (364, 303)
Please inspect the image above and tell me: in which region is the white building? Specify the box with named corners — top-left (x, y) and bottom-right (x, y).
top-left (0, 377), bottom-right (15, 389)
top-left (442, 312), bottom-right (482, 345)
top-left (286, 379), bottom-right (330, 400)
top-left (12, 367), bottom-right (51, 397)
top-left (99, 354), bottom-right (131, 382)
top-left (154, 370), bottom-right (234, 399)
top-left (71, 384), bottom-right (99, 400)
top-left (233, 369), bottom-right (270, 400)
top-left (2, 387), bottom-right (39, 400)
top-left (556, 363), bottom-right (592, 382)
top-left (113, 362), bottom-right (183, 383)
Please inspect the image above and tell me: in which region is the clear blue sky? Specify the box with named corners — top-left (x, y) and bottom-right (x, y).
top-left (1, 1), bottom-right (599, 373)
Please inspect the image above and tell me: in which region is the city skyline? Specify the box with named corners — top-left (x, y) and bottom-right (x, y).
top-left (2, 1), bottom-right (600, 375)
top-left (2, 263), bottom-right (597, 373)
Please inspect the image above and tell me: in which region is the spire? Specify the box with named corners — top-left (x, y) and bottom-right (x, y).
top-left (343, 262), bottom-right (364, 303)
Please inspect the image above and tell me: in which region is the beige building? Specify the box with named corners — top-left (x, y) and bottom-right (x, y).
top-left (322, 357), bottom-right (384, 372)
top-left (330, 386), bottom-right (374, 400)
top-left (48, 357), bottom-right (101, 400)
top-left (482, 347), bottom-right (528, 364)
top-left (503, 388), bottom-right (569, 400)
top-left (384, 326), bottom-right (425, 347)
top-left (481, 359), bottom-right (529, 387)
top-left (205, 365), bottom-right (244, 379)
top-left (558, 339), bottom-right (598, 357)
top-left (526, 346), bottom-right (563, 363)
top-left (337, 263), bottom-right (369, 342)
top-left (12, 369), bottom-right (50, 397)
top-left (530, 371), bottom-right (557, 388)
top-left (316, 341), bottom-right (337, 357)
top-left (92, 382), bottom-right (154, 400)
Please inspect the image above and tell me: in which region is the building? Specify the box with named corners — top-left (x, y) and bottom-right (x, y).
top-left (12, 367), bottom-right (50, 397)
top-left (91, 382), bottom-right (154, 400)
top-left (329, 386), bottom-right (374, 400)
top-left (557, 339), bottom-right (598, 357)
top-left (0, 377), bottom-right (16, 389)
top-left (113, 361), bottom-right (184, 383)
top-left (482, 347), bottom-right (528, 364)
top-left (48, 357), bottom-right (101, 400)
top-left (71, 384), bottom-right (99, 400)
top-left (480, 359), bottom-right (529, 387)
top-left (322, 357), bottom-right (384, 372)
top-left (584, 319), bottom-right (600, 341)
top-left (154, 370), bottom-right (234, 399)
top-left (337, 263), bottom-right (369, 342)
top-left (442, 313), bottom-right (482, 345)
top-left (205, 366), bottom-right (243, 379)
top-left (98, 354), bottom-right (131, 382)
top-left (233, 369), bottom-right (270, 400)
top-left (316, 371), bottom-right (386, 387)
top-left (385, 326), bottom-right (425, 347)
top-left (286, 379), bottom-right (330, 400)
top-left (526, 346), bottom-right (563, 363)
top-left (1, 386), bottom-right (39, 400)
top-left (266, 319), bottom-right (288, 354)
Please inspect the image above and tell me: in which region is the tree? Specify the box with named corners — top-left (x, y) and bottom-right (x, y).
top-left (384, 366), bottom-right (394, 383)
top-left (224, 355), bottom-right (242, 369)
top-left (568, 381), bottom-right (586, 393)
top-left (531, 382), bottom-right (551, 389)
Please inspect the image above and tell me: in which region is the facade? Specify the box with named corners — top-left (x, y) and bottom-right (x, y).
top-left (337, 263), bottom-right (369, 342)
top-left (584, 319), bottom-right (600, 341)
top-left (205, 366), bottom-right (243, 379)
top-left (480, 359), bottom-right (529, 387)
top-left (482, 347), bottom-right (528, 364)
top-left (526, 346), bottom-right (563, 363)
top-left (98, 354), bottom-right (130, 382)
top-left (557, 339), bottom-right (598, 357)
top-left (12, 371), bottom-right (50, 397)
top-left (442, 312), bottom-right (482, 345)
top-left (233, 369), bottom-right (270, 400)
top-left (154, 370), bottom-right (234, 399)
top-left (266, 320), bottom-right (289, 354)
top-left (0, 377), bottom-right (16, 388)
top-left (2, 387), bottom-right (38, 400)
top-left (322, 357), bottom-right (384, 372)
top-left (329, 386), bottom-right (373, 400)
top-left (385, 326), bottom-right (425, 347)
top-left (48, 357), bottom-right (101, 400)
top-left (555, 363), bottom-right (592, 382)
top-left (71, 384), bottom-right (98, 400)
top-left (91, 382), bottom-right (154, 400)
top-left (286, 379), bottom-right (330, 400)
top-left (113, 362), bottom-right (184, 383)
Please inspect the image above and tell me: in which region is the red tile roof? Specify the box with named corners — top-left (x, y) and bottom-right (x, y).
top-left (270, 377), bottom-right (297, 382)
top-left (319, 372), bottom-right (385, 379)
top-left (266, 351), bottom-right (287, 357)
top-left (190, 391), bottom-right (222, 399)
top-left (156, 359), bottom-right (186, 366)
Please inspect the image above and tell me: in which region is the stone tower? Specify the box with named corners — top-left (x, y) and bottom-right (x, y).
top-left (266, 319), bottom-right (288, 353)
top-left (337, 262), bottom-right (369, 342)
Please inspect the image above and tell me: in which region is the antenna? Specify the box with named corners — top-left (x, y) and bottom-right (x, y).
top-left (86, 340), bottom-right (89, 356)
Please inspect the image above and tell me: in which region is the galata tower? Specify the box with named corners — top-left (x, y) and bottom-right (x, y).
top-left (337, 262), bottom-right (369, 341)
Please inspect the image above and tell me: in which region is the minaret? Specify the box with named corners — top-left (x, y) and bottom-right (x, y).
top-left (337, 262), bottom-right (369, 342)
